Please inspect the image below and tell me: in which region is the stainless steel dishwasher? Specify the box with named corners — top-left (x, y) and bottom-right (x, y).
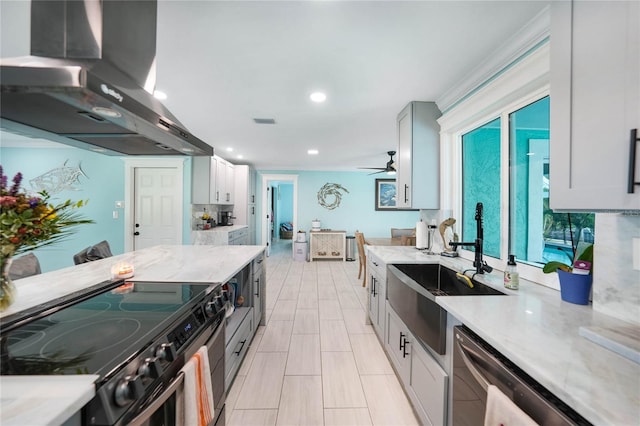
top-left (452, 326), bottom-right (592, 425)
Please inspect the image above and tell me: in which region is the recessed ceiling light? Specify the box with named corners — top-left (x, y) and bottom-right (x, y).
top-left (237, 155), bottom-right (243, 159)
top-left (226, 147), bottom-right (234, 152)
top-left (308, 149), bottom-right (319, 155)
top-left (310, 92), bottom-right (326, 103)
top-left (182, 147), bottom-right (194, 153)
top-left (153, 90), bottom-right (167, 100)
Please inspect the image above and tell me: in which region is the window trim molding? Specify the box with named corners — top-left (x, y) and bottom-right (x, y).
top-left (439, 41), bottom-right (560, 289)
top-left (437, 6), bottom-right (550, 113)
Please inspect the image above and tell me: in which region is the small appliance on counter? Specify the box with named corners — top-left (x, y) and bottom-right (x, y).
top-left (218, 211), bottom-right (234, 226)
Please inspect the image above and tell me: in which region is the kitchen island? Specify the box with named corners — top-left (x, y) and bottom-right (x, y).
top-left (0, 244), bottom-right (266, 426)
top-left (366, 245), bottom-right (639, 426)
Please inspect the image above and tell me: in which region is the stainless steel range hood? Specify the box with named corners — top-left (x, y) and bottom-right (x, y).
top-left (0, 0), bottom-right (213, 156)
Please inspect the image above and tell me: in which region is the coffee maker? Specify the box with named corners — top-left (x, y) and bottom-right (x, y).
top-left (218, 211), bottom-right (234, 226)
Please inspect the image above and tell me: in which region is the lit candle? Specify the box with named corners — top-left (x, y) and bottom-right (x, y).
top-left (111, 262), bottom-right (134, 279)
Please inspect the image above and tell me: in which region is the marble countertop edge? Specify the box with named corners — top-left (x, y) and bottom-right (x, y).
top-left (0, 375), bottom-right (99, 426)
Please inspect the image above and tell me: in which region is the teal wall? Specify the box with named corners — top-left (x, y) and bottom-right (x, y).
top-left (274, 183), bottom-right (294, 231)
top-left (1, 147), bottom-right (126, 272)
top-left (1, 146), bottom-right (194, 273)
top-left (257, 171), bottom-right (420, 240)
top-left (1, 145), bottom-right (421, 271)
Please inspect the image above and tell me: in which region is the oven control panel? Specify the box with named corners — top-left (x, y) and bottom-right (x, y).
top-left (168, 313), bottom-right (202, 351)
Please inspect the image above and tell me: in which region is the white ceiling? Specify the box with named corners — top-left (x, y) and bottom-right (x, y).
top-left (1, 1), bottom-right (550, 171)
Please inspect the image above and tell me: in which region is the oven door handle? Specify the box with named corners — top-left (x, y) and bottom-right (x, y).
top-left (455, 337), bottom-right (490, 392)
top-left (127, 372), bottom-right (185, 426)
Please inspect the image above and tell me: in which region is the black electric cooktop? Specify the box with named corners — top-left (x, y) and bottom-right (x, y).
top-left (0, 281), bottom-right (213, 377)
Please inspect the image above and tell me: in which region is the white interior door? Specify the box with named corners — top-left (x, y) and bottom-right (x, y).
top-left (133, 167), bottom-right (182, 250)
top-left (266, 186), bottom-right (273, 256)
top-left (124, 158), bottom-right (185, 252)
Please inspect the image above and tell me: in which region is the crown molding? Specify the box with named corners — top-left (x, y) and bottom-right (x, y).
top-left (437, 5), bottom-right (550, 114)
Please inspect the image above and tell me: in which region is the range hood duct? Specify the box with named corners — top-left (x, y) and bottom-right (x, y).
top-left (0, 0), bottom-right (213, 156)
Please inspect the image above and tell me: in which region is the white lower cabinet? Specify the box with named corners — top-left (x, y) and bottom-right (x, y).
top-left (385, 304), bottom-right (447, 426)
top-left (229, 227), bottom-right (249, 245)
top-left (252, 254), bottom-right (265, 327)
top-left (225, 308), bottom-right (253, 391)
top-left (366, 252), bottom-right (386, 337)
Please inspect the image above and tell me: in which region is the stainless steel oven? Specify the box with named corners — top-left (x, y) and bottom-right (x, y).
top-left (452, 326), bottom-right (591, 426)
top-left (128, 314), bottom-right (225, 426)
top-left (0, 280), bottom-right (228, 426)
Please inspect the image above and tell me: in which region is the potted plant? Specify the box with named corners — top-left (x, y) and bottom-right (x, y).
top-left (543, 216), bottom-right (594, 305)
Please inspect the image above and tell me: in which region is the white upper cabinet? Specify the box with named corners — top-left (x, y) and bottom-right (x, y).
top-left (550, 0), bottom-right (640, 211)
top-left (396, 102), bottom-right (442, 209)
top-left (213, 156), bottom-right (235, 205)
top-left (191, 156), bottom-right (215, 205)
top-left (234, 165), bottom-right (257, 244)
top-left (191, 155), bottom-right (235, 205)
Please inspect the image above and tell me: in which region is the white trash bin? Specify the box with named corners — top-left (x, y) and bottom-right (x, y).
top-left (293, 241), bottom-right (308, 262)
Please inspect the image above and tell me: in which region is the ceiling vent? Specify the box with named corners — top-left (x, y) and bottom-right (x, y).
top-left (253, 118), bottom-right (276, 125)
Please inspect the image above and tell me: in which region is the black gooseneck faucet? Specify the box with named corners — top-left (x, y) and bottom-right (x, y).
top-left (449, 202), bottom-right (493, 275)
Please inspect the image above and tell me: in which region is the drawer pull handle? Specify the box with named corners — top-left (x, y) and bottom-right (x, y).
top-left (235, 339), bottom-right (247, 355)
top-left (628, 128), bottom-right (639, 193)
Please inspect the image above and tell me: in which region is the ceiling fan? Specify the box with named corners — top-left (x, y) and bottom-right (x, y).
top-left (359, 151), bottom-right (397, 175)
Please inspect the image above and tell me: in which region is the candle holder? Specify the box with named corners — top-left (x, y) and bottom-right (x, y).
top-left (111, 262), bottom-right (134, 280)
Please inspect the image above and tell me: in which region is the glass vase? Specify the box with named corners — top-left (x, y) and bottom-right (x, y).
top-left (0, 256), bottom-right (16, 312)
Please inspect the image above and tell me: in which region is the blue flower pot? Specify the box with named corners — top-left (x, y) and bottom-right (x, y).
top-left (558, 270), bottom-right (593, 305)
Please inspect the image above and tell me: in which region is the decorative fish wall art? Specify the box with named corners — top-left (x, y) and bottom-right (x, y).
top-left (30, 160), bottom-right (88, 194)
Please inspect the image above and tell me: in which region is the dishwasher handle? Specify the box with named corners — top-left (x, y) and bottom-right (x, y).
top-left (455, 332), bottom-right (491, 391)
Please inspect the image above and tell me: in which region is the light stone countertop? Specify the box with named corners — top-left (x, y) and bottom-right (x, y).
top-left (1, 244), bottom-right (265, 320)
top-left (191, 225), bottom-right (249, 245)
top-left (0, 375), bottom-right (99, 425)
top-left (0, 244), bottom-right (265, 426)
top-left (366, 245), bottom-right (640, 426)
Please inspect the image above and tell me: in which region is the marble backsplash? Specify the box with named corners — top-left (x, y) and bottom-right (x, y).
top-left (592, 213), bottom-right (640, 325)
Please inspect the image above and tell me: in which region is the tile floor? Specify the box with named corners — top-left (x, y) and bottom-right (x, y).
top-left (226, 239), bottom-right (420, 426)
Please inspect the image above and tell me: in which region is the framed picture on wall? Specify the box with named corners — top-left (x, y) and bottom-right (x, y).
top-left (375, 179), bottom-right (397, 210)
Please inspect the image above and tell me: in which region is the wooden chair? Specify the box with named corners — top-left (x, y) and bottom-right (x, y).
top-left (391, 228), bottom-right (416, 246)
top-left (355, 232), bottom-right (367, 287)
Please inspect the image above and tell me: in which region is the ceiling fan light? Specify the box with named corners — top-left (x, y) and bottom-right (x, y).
top-left (386, 170), bottom-right (396, 176)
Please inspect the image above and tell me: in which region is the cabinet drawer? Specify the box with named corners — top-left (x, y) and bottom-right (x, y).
top-left (367, 252), bottom-right (386, 280)
top-left (225, 309), bottom-right (253, 389)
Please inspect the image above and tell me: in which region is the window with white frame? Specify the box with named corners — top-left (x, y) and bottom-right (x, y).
top-left (459, 96), bottom-right (595, 271)
top-left (438, 43), bottom-right (595, 288)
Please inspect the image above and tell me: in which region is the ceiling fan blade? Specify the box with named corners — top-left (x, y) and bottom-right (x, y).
top-left (368, 170), bottom-right (387, 175)
top-left (358, 167), bottom-right (386, 171)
